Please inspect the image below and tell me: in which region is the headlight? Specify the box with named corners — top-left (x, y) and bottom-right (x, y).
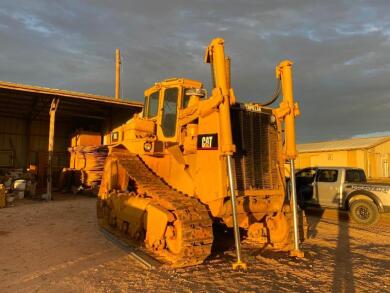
top-left (144, 142), bottom-right (152, 152)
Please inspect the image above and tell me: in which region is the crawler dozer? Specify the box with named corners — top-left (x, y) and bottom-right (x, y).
top-left (97, 38), bottom-right (302, 268)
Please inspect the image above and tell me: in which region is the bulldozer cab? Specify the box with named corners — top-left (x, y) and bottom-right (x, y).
top-left (143, 78), bottom-right (204, 143)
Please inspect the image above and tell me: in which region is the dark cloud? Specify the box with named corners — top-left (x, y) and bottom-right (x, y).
top-left (0, 0), bottom-right (389, 142)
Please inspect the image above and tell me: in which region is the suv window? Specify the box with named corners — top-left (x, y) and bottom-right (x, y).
top-left (147, 91), bottom-right (159, 118)
top-left (317, 169), bottom-right (338, 182)
top-left (161, 88), bottom-right (178, 137)
top-left (345, 169), bottom-right (367, 183)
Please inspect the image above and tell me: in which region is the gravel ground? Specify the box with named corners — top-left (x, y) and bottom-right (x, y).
top-left (0, 194), bottom-right (389, 293)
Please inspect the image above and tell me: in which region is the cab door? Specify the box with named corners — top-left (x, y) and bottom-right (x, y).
top-left (315, 169), bottom-right (340, 208)
top-left (157, 87), bottom-right (180, 142)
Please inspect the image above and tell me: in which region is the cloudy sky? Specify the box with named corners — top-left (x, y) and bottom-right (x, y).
top-left (0, 0), bottom-right (389, 142)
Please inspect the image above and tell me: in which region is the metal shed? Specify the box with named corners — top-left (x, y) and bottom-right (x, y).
top-left (0, 80), bottom-right (142, 196)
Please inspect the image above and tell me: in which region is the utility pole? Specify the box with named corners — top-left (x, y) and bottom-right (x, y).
top-left (115, 48), bottom-right (121, 100)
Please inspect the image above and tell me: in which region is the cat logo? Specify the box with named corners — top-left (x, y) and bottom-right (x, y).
top-left (242, 103), bottom-right (263, 112)
top-left (197, 134), bottom-right (218, 150)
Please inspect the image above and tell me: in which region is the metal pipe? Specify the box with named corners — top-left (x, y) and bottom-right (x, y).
top-left (115, 48), bottom-right (121, 100)
top-left (289, 159), bottom-right (302, 256)
top-left (227, 155), bottom-right (247, 270)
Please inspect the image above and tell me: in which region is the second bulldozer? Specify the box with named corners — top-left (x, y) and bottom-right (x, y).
top-left (97, 38), bottom-right (302, 267)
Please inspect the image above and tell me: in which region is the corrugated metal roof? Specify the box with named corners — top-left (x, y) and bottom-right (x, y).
top-left (298, 136), bottom-right (390, 153)
top-left (0, 80), bottom-right (143, 108)
top-left (0, 80), bottom-right (143, 120)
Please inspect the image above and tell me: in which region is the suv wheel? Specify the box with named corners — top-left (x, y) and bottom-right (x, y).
top-left (349, 199), bottom-right (380, 226)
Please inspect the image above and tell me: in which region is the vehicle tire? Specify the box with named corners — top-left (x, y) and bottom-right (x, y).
top-left (349, 199), bottom-right (380, 226)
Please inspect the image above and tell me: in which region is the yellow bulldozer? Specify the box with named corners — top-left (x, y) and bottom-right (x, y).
top-left (97, 38), bottom-right (303, 269)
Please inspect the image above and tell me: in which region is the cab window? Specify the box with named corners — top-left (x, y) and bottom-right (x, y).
top-left (147, 91), bottom-right (159, 118)
top-left (161, 88), bottom-right (178, 137)
top-left (345, 169), bottom-right (366, 183)
top-left (317, 169), bottom-right (338, 182)
top-left (143, 96), bottom-right (148, 118)
top-left (182, 88), bottom-right (191, 109)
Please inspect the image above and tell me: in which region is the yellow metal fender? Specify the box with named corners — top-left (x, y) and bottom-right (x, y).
top-left (145, 204), bottom-right (175, 249)
top-left (110, 194), bottom-right (151, 238)
top-left (110, 194), bottom-right (175, 248)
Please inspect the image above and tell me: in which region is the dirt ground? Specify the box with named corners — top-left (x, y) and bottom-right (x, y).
top-left (0, 194), bottom-right (389, 293)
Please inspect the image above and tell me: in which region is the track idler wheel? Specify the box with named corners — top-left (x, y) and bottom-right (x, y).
top-left (166, 220), bottom-right (183, 255)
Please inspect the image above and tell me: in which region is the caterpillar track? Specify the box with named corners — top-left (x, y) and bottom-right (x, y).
top-left (97, 150), bottom-right (214, 267)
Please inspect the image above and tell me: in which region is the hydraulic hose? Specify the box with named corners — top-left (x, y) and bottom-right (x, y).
top-left (258, 78), bottom-right (281, 106)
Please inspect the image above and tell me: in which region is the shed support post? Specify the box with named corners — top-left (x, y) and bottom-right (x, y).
top-left (47, 98), bottom-right (59, 201)
top-left (25, 118), bottom-right (31, 168)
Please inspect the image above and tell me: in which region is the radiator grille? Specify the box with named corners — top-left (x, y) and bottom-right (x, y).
top-left (231, 106), bottom-right (280, 191)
